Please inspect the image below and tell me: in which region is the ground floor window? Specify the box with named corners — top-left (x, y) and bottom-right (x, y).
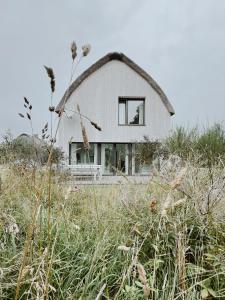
top-left (101, 144), bottom-right (128, 175)
top-left (69, 142), bottom-right (153, 175)
top-left (70, 143), bottom-right (95, 165)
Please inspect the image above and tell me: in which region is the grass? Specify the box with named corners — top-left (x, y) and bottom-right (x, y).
top-left (1, 163), bottom-right (225, 299)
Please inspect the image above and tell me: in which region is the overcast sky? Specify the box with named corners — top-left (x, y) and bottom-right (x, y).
top-left (1, 0), bottom-right (225, 137)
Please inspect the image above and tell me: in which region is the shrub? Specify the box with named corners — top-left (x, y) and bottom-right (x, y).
top-left (0, 132), bottom-right (63, 165)
top-left (164, 123), bottom-right (225, 166)
top-left (165, 126), bottom-right (198, 160)
top-left (196, 123), bottom-right (225, 167)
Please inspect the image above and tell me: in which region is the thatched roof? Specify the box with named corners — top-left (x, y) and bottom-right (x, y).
top-left (56, 52), bottom-right (175, 115)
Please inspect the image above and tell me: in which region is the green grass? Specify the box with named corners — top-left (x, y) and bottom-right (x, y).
top-left (1, 165), bottom-right (225, 299)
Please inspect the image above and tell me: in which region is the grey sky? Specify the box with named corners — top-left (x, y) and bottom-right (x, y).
top-left (1, 0), bottom-right (225, 137)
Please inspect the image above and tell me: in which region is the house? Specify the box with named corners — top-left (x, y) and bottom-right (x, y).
top-left (56, 52), bottom-right (174, 176)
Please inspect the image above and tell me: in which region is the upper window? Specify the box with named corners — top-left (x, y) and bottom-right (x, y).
top-left (118, 98), bottom-right (145, 125)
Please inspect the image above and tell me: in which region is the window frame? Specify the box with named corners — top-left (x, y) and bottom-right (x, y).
top-left (118, 97), bottom-right (145, 126)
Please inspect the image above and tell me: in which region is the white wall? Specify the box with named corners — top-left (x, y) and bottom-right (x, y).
top-left (57, 60), bottom-right (171, 157)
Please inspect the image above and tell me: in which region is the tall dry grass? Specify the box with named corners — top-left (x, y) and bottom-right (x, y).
top-left (1, 162), bottom-right (225, 299)
top-left (11, 41), bottom-right (95, 300)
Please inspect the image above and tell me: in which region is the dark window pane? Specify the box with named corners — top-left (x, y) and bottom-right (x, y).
top-left (128, 100), bottom-right (144, 125)
top-left (116, 144), bottom-right (126, 173)
top-left (103, 144), bottom-right (114, 174)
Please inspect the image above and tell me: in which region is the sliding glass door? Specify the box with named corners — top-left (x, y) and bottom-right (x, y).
top-left (102, 144), bottom-right (114, 174)
top-left (101, 144), bottom-right (129, 175)
top-left (70, 143), bottom-right (142, 175)
top-left (115, 144), bottom-right (127, 174)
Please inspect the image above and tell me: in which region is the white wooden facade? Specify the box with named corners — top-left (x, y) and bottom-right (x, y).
top-left (57, 52), bottom-right (174, 175)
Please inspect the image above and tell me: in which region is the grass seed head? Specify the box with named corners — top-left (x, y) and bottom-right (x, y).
top-left (49, 106), bottom-right (55, 112)
top-left (50, 79), bottom-right (55, 93)
top-left (170, 167), bottom-right (187, 190)
top-left (118, 245), bottom-right (131, 252)
top-left (44, 66), bottom-right (55, 93)
top-left (82, 44), bottom-right (91, 56)
top-left (161, 192), bottom-right (173, 217)
top-left (90, 121), bottom-right (102, 131)
top-left (50, 138), bottom-right (56, 144)
top-left (143, 285), bottom-right (151, 297)
top-left (131, 224), bottom-right (142, 236)
top-left (149, 198), bottom-right (157, 212)
top-left (172, 196), bottom-right (187, 209)
top-left (81, 123), bottom-right (90, 150)
top-left (137, 263), bottom-right (147, 285)
top-left (44, 66), bottom-right (54, 80)
top-left (26, 112), bottom-right (31, 120)
top-left (71, 41), bottom-right (77, 60)
top-left (24, 97), bottom-right (29, 105)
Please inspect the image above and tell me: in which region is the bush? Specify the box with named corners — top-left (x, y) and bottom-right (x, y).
top-left (0, 132), bottom-right (63, 165)
top-left (196, 124), bottom-right (225, 167)
top-left (164, 123), bottom-right (225, 166)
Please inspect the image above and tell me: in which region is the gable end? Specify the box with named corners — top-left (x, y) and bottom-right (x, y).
top-left (56, 52), bottom-right (175, 115)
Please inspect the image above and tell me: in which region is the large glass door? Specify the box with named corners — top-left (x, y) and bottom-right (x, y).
top-left (115, 144), bottom-right (128, 174)
top-left (102, 144), bottom-right (130, 175)
top-left (102, 144), bottom-right (114, 174)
